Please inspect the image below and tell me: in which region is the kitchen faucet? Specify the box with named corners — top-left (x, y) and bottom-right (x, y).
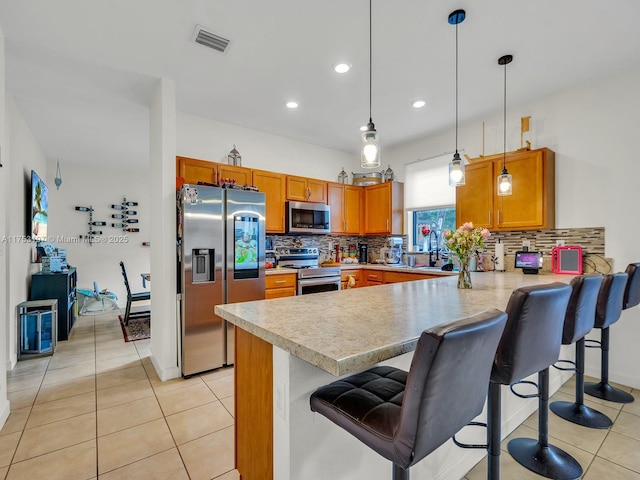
top-left (429, 230), bottom-right (440, 267)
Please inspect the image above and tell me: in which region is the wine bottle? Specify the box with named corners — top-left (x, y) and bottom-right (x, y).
top-left (111, 223), bottom-right (126, 228)
top-left (124, 218), bottom-right (139, 224)
top-left (123, 201), bottom-right (138, 206)
top-left (112, 214), bottom-right (126, 219)
top-left (88, 230), bottom-right (103, 235)
top-left (123, 210), bottom-right (137, 215)
top-left (89, 221), bottom-right (106, 226)
top-left (75, 206), bottom-right (92, 212)
top-left (111, 204), bottom-right (126, 210)
top-left (123, 228), bottom-right (139, 233)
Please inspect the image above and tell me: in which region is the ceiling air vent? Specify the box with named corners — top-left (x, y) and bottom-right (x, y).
top-left (192, 25), bottom-right (231, 54)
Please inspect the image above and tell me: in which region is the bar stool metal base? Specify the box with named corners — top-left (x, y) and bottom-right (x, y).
top-left (507, 438), bottom-right (583, 480)
top-left (584, 381), bottom-right (634, 404)
top-left (549, 401), bottom-right (612, 428)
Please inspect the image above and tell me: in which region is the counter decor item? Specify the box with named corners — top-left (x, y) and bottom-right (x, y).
top-left (337, 167), bottom-right (348, 184)
top-left (442, 222), bottom-right (491, 289)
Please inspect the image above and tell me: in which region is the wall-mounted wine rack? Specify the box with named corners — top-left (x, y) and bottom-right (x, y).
top-left (75, 205), bottom-right (106, 246)
top-left (111, 197), bottom-right (140, 233)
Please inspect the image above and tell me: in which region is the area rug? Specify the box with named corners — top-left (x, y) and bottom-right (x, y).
top-left (118, 315), bottom-right (150, 342)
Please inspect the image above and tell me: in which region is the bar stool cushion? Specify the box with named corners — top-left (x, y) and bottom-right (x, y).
top-left (310, 309), bottom-right (507, 470)
top-left (594, 273), bottom-right (628, 329)
top-left (491, 282), bottom-right (572, 386)
top-left (623, 263), bottom-right (640, 310)
top-left (562, 274), bottom-right (602, 345)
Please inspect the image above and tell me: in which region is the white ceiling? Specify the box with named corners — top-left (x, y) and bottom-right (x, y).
top-left (1, 0), bottom-right (640, 168)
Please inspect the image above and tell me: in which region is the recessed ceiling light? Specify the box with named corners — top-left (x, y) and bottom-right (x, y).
top-left (334, 63), bottom-right (351, 74)
top-left (359, 125), bottom-right (368, 131)
top-left (286, 101), bottom-right (298, 109)
top-left (412, 99), bottom-right (426, 108)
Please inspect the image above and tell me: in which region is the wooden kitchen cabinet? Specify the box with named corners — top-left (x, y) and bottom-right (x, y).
top-left (176, 157), bottom-right (252, 186)
top-left (363, 181), bottom-right (404, 235)
top-left (361, 269), bottom-right (384, 286)
top-left (176, 156), bottom-right (218, 184)
top-left (286, 175), bottom-right (327, 203)
top-left (218, 164), bottom-right (252, 186)
top-left (265, 273), bottom-right (297, 299)
top-left (340, 269), bottom-right (361, 289)
top-left (384, 271), bottom-right (437, 283)
top-left (456, 148), bottom-right (555, 231)
top-left (328, 183), bottom-right (362, 235)
top-left (455, 161), bottom-right (496, 229)
top-left (253, 170), bottom-right (286, 233)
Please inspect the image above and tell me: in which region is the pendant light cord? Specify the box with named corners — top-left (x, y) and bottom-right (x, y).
top-left (369, 0), bottom-right (373, 124)
top-left (455, 20), bottom-right (459, 153)
top-left (503, 60), bottom-right (507, 170)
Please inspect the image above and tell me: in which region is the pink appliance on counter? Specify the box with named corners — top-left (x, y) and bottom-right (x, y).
top-left (551, 245), bottom-right (583, 275)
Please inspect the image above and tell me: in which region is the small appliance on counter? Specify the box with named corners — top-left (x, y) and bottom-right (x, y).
top-left (551, 245), bottom-right (583, 274)
top-left (383, 237), bottom-right (403, 264)
top-left (358, 243), bottom-right (368, 264)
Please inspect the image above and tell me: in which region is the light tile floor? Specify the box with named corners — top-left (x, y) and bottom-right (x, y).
top-left (4, 312), bottom-right (239, 480)
top-left (3, 311), bottom-right (640, 479)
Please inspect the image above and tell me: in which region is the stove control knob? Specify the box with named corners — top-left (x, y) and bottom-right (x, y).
top-left (312, 248), bottom-right (318, 254)
top-left (284, 249), bottom-right (289, 254)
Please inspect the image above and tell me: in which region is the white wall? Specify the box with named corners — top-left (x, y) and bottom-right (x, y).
top-left (46, 161), bottom-right (151, 307)
top-left (0, 28), bottom-right (9, 428)
top-left (386, 66), bottom-right (640, 388)
top-left (5, 96), bottom-right (48, 369)
top-left (177, 112), bottom-right (359, 182)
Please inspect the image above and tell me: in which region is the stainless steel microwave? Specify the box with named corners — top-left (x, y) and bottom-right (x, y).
top-left (286, 201), bottom-right (331, 234)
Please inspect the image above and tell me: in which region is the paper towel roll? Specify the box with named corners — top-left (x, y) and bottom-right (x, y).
top-left (494, 243), bottom-right (505, 271)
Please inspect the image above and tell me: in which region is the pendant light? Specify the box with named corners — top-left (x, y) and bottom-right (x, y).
top-left (497, 54), bottom-right (513, 196)
top-left (361, 0), bottom-right (380, 168)
top-left (448, 9), bottom-right (466, 187)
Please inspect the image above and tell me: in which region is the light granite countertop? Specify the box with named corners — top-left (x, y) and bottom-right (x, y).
top-left (266, 264), bottom-right (455, 276)
top-left (216, 272), bottom-right (574, 376)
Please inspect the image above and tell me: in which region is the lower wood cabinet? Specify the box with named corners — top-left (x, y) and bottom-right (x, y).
top-left (340, 269), bottom-right (361, 289)
top-left (265, 273), bottom-right (297, 299)
top-left (383, 271), bottom-right (437, 283)
top-left (361, 269), bottom-right (384, 286)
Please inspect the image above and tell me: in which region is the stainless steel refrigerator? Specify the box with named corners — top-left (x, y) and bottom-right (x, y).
top-left (178, 184), bottom-right (265, 376)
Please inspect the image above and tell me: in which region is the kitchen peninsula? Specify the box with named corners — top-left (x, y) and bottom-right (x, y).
top-left (215, 272), bottom-right (577, 480)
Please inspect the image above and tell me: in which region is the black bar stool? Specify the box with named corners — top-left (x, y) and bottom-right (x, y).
top-left (309, 309), bottom-right (508, 480)
top-left (550, 274), bottom-right (613, 428)
top-left (584, 272), bottom-right (631, 403)
top-left (487, 282), bottom-right (582, 480)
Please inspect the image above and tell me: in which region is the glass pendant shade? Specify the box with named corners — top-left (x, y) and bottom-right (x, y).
top-left (448, 152), bottom-right (465, 186)
top-left (497, 167), bottom-right (512, 196)
top-left (361, 122), bottom-right (380, 168)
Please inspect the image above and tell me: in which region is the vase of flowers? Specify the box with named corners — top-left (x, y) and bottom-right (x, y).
top-left (442, 222), bottom-right (491, 289)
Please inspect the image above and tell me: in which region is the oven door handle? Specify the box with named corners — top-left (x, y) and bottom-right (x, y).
top-left (298, 277), bottom-right (341, 287)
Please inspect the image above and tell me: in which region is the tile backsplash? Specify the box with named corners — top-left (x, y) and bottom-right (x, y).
top-left (270, 227), bottom-right (610, 273)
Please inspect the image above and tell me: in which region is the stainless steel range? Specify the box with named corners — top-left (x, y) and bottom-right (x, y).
top-left (275, 247), bottom-right (341, 295)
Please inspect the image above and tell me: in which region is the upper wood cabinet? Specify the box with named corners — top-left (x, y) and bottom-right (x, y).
top-left (286, 175), bottom-right (327, 203)
top-left (176, 157), bottom-right (252, 186)
top-left (218, 164), bottom-right (252, 185)
top-left (328, 183), bottom-right (362, 235)
top-left (456, 148), bottom-right (555, 231)
top-left (252, 169), bottom-right (286, 233)
top-left (455, 161), bottom-right (496, 229)
top-left (176, 156), bottom-right (217, 184)
top-left (363, 181), bottom-right (404, 235)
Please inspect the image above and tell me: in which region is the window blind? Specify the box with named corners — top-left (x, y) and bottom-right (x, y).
top-left (405, 153), bottom-right (456, 209)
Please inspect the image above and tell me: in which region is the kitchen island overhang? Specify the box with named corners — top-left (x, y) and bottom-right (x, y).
top-left (215, 272), bottom-right (577, 480)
